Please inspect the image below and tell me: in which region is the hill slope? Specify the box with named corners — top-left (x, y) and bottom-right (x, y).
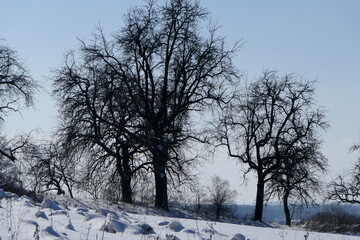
top-left (0, 190), bottom-right (358, 240)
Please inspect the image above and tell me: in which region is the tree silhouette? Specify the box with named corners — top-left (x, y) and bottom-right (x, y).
top-left (0, 43), bottom-right (37, 161)
top-left (54, 0), bottom-right (239, 209)
top-left (218, 71), bottom-right (327, 222)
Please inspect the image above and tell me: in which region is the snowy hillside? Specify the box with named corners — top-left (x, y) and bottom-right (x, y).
top-left (0, 190), bottom-right (359, 240)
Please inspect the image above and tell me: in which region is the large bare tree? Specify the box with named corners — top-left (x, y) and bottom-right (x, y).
top-left (218, 71), bottom-right (327, 222)
top-left (55, 0), bottom-right (239, 210)
top-left (53, 50), bottom-right (147, 203)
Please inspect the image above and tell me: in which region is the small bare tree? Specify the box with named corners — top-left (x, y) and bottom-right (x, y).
top-left (266, 142), bottom-right (327, 226)
top-left (22, 139), bottom-right (77, 197)
top-left (208, 175), bottom-right (237, 219)
top-left (192, 183), bottom-right (207, 214)
top-left (328, 144), bottom-right (360, 204)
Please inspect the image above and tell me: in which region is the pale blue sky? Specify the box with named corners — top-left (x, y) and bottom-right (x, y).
top-left (1, 0), bottom-right (359, 203)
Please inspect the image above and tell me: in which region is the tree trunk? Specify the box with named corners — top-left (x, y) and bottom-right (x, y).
top-left (216, 204), bottom-right (221, 219)
top-left (153, 148), bottom-right (169, 211)
top-left (64, 181), bottom-right (74, 198)
top-left (254, 173), bottom-right (265, 222)
top-left (116, 148), bottom-right (133, 204)
top-left (283, 190), bottom-right (291, 226)
top-left (121, 174), bottom-right (133, 203)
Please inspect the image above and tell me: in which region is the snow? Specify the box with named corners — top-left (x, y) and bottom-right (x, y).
top-left (40, 198), bottom-right (63, 211)
top-left (0, 189), bottom-right (7, 198)
top-left (0, 190), bottom-right (359, 240)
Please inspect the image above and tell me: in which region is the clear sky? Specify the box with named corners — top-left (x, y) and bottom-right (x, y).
top-left (1, 0), bottom-right (359, 204)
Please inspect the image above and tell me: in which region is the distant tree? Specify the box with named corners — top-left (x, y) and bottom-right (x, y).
top-left (208, 175), bottom-right (237, 219)
top-left (0, 133), bottom-right (37, 195)
top-left (172, 178), bottom-right (207, 213)
top-left (217, 71), bottom-right (328, 222)
top-left (327, 144), bottom-right (360, 204)
top-left (0, 137), bottom-right (22, 192)
top-left (59, 0), bottom-right (239, 210)
top-left (327, 171), bottom-right (360, 204)
top-left (192, 183), bottom-right (207, 214)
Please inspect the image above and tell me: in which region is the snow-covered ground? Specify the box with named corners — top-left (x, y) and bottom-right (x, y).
top-left (0, 190), bottom-right (359, 240)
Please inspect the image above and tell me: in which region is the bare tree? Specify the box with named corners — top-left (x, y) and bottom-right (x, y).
top-left (217, 71), bottom-right (328, 222)
top-left (55, 0), bottom-right (239, 210)
top-left (266, 142), bottom-right (327, 226)
top-left (0, 43), bottom-right (36, 118)
top-left (0, 133), bottom-right (44, 196)
top-left (78, 155), bottom-right (112, 200)
top-left (0, 137), bottom-right (23, 192)
top-left (191, 182), bottom-right (208, 214)
top-left (207, 175), bottom-right (237, 219)
top-left (327, 173), bottom-right (360, 204)
top-left (0, 42), bottom-right (37, 161)
top-left (22, 139), bottom-right (77, 197)
top-left (328, 145), bottom-right (360, 204)
top-left (53, 49), bottom-right (148, 203)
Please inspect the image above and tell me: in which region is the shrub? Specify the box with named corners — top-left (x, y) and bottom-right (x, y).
top-left (0, 159), bottom-right (26, 196)
top-left (305, 204), bottom-right (360, 234)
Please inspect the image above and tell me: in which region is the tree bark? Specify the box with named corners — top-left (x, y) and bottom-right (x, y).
top-left (121, 174), bottom-right (133, 203)
top-left (153, 148), bottom-right (169, 211)
top-left (283, 190), bottom-right (291, 226)
top-left (64, 181), bottom-right (74, 198)
top-left (254, 172), bottom-right (265, 222)
top-left (116, 147), bottom-right (133, 204)
top-left (216, 204), bottom-right (221, 219)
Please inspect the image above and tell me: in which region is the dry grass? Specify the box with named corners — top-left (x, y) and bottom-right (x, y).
top-left (305, 204), bottom-right (360, 235)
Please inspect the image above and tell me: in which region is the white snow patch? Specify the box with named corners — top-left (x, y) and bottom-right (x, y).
top-left (35, 210), bottom-right (49, 220)
top-left (49, 210), bottom-right (67, 216)
top-left (83, 213), bottom-right (104, 222)
top-left (131, 223), bottom-right (155, 235)
top-left (40, 198), bottom-right (62, 210)
top-left (168, 221), bottom-right (185, 232)
top-left (0, 189), bottom-right (6, 198)
top-left (0, 191), bottom-right (359, 240)
top-left (42, 226), bottom-right (60, 237)
top-left (22, 219), bottom-right (39, 226)
top-left (65, 222), bottom-right (76, 231)
top-left (5, 192), bottom-right (18, 199)
top-left (100, 219), bottom-right (127, 233)
top-left (230, 233), bottom-right (246, 240)
top-left (76, 207), bottom-right (89, 216)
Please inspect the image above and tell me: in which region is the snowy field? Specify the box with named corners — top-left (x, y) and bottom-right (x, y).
top-left (0, 190), bottom-right (359, 240)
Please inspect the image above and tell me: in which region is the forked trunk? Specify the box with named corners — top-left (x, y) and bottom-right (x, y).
top-left (116, 149), bottom-right (133, 204)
